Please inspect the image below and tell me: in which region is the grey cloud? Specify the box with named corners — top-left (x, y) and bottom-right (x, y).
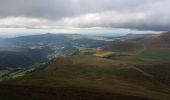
top-left (0, 0), bottom-right (157, 19)
top-left (0, 0), bottom-right (75, 19)
top-left (0, 0), bottom-right (170, 31)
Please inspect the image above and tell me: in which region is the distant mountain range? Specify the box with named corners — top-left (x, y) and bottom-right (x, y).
top-left (0, 33), bottom-right (112, 48)
top-left (121, 33), bottom-right (155, 40)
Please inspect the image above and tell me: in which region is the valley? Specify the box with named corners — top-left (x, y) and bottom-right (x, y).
top-left (0, 33), bottom-right (112, 81)
top-left (0, 32), bottom-right (170, 100)
top-left (0, 0), bottom-right (170, 100)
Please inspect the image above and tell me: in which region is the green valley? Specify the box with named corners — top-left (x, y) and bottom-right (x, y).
top-left (0, 32), bottom-right (170, 100)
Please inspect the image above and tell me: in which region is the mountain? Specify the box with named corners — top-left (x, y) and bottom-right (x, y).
top-left (1, 56), bottom-right (170, 100)
top-left (0, 39), bottom-right (14, 48)
top-left (95, 32), bottom-right (170, 87)
top-left (108, 33), bottom-right (155, 41)
top-left (1, 32), bottom-right (170, 100)
top-left (6, 33), bottom-right (73, 46)
top-left (101, 32), bottom-right (170, 52)
top-left (122, 33), bottom-right (155, 40)
top-left (140, 32), bottom-right (170, 48)
top-left (0, 33), bottom-right (112, 70)
top-left (102, 41), bottom-right (144, 52)
top-left (4, 33), bottom-right (112, 48)
top-left (102, 30), bottom-right (170, 87)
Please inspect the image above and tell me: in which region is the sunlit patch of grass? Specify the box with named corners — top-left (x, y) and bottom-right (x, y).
top-left (0, 67), bottom-right (36, 81)
top-left (94, 51), bottom-right (114, 57)
top-left (9, 67), bottom-right (36, 78)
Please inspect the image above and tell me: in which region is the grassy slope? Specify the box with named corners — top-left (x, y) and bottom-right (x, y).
top-left (127, 48), bottom-right (170, 63)
top-left (102, 41), bottom-right (144, 52)
top-left (97, 47), bottom-right (170, 86)
top-left (127, 48), bottom-right (170, 85)
top-left (142, 32), bottom-right (170, 48)
top-left (1, 56), bottom-right (170, 100)
top-left (97, 32), bottom-right (170, 88)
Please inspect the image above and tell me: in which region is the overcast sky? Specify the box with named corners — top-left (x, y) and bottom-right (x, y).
top-left (0, 0), bottom-right (168, 37)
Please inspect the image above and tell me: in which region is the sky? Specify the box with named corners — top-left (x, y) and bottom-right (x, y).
top-left (0, 0), bottom-right (169, 37)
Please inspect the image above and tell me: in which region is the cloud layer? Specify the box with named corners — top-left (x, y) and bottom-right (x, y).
top-left (0, 0), bottom-right (170, 32)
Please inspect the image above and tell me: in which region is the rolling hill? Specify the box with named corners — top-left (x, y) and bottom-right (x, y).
top-left (4, 33), bottom-right (112, 48)
top-left (0, 32), bottom-right (170, 100)
top-left (100, 31), bottom-right (170, 53)
top-left (0, 33), bottom-right (113, 81)
top-left (142, 32), bottom-right (170, 48)
top-left (102, 41), bottom-right (144, 52)
top-left (97, 32), bottom-right (170, 87)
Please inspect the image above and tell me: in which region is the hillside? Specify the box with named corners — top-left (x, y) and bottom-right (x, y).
top-left (102, 41), bottom-right (144, 52)
top-left (0, 47), bottom-right (53, 69)
top-left (1, 32), bottom-right (170, 100)
top-left (0, 56), bottom-right (170, 100)
top-left (116, 33), bottom-right (155, 41)
top-left (0, 33), bottom-right (113, 81)
top-left (100, 32), bottom-right (170, 53)
top-left (142, 32), bottom-right (170, 48)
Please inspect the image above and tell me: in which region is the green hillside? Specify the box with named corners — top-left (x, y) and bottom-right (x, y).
top-left (143, 32), bottom-right (170, 48)
top-left (102, 41), bottom-right (144, 52)
top-left (1, 56), bottom-right (170, 100)
top-left (101, 32), bottom-right (170, 53)
top-left (0, 46), bottom-right (53, 69)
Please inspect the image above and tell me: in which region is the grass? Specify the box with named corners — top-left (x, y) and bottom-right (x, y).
top-left (128, 48), bottom-right (170, 63)
top-left (102, 41), bottom-right (144, 52)
top-left (1, 48), bottom-right (170, 100)
top-left (94, 51), bottom-right (114, 57)
top-left (62, 46), bottom-right (80, 56)
top-left (1, 32), bottom-right (170, 100)
top-left (100, 48), bottom-right (170, 64)
top-left (9, 67), bottom-right (36, 78)
top-left (0, 84), bottom-right (157, 100)
top-left (96, 48), bottom-right (170, 87)
top-left (0, 67), bottom-right (37, 81)
top-left (0, 70), bottom-right (9, 75)
top-left (2, 56), bottom-right (169, 100)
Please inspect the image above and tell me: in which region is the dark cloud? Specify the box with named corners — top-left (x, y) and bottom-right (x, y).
top-left (0, 0), bottom-right (157, 19)
top-left (0, 0), bottom-right (77, 19)
top-left (0, 0), bottom-right (169, 31)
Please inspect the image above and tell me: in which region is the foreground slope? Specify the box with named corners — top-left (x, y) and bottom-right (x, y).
top-left (0, 56), bottom-right (170, 100)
